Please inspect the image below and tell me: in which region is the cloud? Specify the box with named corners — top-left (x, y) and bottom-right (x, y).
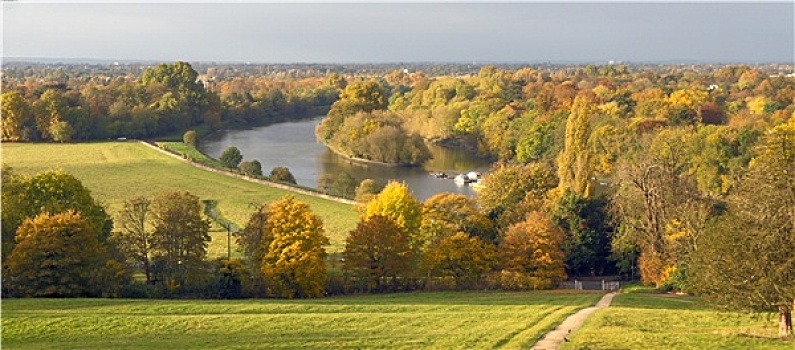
top-left (3, 2), bottom-right (793, 63)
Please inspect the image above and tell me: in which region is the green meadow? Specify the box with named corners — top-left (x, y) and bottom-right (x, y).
top-left (1, 142), bottom-right (357, 252)
top-left (1, 291), bottom-right (601, 350)
top-left (561, 293), bottom-right (793, 350)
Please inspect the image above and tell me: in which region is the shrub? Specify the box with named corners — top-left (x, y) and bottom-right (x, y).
top-left (183, 130), bottom-right (197, 146)
top-left (269, 167), bottom-right (297, 184)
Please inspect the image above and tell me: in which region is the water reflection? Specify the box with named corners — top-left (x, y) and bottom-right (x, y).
top-left (199, 117), bottom-right (492, 200)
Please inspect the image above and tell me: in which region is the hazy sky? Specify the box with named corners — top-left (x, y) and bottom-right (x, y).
top-left (3, 1), bottom-right (793, 64)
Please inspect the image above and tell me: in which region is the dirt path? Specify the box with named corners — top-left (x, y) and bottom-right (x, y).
top-left (530, 292), bottom-right (617, 350)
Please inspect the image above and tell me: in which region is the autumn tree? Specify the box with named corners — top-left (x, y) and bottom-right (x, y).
top-left (1, 169), bottom-right (112, 256)
top-left (149, 190), bottom-right (211, 288)
top-left (328, 80), bottom-right (388, 118)
top-left (112, 197), bottom-right (155, 284)
top-left (32, 89), bottom-right (69, 140)
top-left (421, 233), bottom-right (496, 290)
top-left (269, 166), bottom-right (296, 184)
top-left (1, 90), bottom-right (35, 141)
top-left (421, 193), bottom-right (495, 243)
top-left (364, 181), bottom-right (424, 251)
top-left (476, 162), bottom-right (557, 228)
top-left (5, 211), bottom-right (117, 297)
top-left (557, 94), bottom-right (597, 197)
top-left (260, 196), bottom-right (329, 298)
top-left (317, 80), bottom-right (388, 142)
top-left (498, 211), bottom-right (567, 289)
top-left (610, 129), bottom-right (707, 286)
top-left (220, 146), bottom-right (243, 168)
top-left (689, 120), bottom-right (795, 337)
top-left (343, 215), bottom-right (415, 292)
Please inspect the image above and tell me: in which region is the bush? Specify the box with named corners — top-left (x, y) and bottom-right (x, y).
top-left (269, 167), bottom-right (297, 184)
top-left (240, 160), bottom-right (263, 177)
top-left (183, 130), bottom-right (197, 146)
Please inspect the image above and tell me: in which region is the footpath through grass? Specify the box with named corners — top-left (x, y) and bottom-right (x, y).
top-left (1, 142), bottom-right (357, 252)
top-left (561, 293), bottom-right (794, 350)
top-left (1, 291), bottom-right (601, 350)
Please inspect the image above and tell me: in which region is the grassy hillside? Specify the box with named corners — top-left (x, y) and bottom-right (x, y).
top-left (1, 291), bottom-right (601, 350)
top-left (1, 142), bottom-right (357, 252)
top-left (561, 293), bottom-right (793, 350)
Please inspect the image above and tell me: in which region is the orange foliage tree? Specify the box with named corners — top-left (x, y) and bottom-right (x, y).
top-left (6, 210), bottom-right (119, 297)
top-left (498, 211), bottom-right (566, 290)
top-left (343, 215), bottom-right (415, 292)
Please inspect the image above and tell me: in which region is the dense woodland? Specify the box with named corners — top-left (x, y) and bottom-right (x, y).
top-left (2, 61), bottom-right (794, 335)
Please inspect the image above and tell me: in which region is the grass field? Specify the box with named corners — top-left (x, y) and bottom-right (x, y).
top-left (1, 291), bottom-right (602, 350)
top-left (561, 293), bottom-right (794, 350)
top-left (1, 142), bottom-right (357, 252)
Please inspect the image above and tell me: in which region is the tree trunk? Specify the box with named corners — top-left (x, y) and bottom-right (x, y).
top-left (779, 304), bottom-right (793, 337)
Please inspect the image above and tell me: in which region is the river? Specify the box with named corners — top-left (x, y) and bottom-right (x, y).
top-left (198, 117), bottom-right (493, 200)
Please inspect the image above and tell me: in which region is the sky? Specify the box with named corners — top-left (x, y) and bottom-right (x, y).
top-left (2, 1), bottom-right (794, 64)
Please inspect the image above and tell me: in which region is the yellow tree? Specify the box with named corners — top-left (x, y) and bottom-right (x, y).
top-left (557, 94), bottom-right (597, 197)
top-left (364, 181), bottom-right (424, 250)
top-left (421, 193), bottom-right (495, 244)
top-left (498, 211), bottom-right (566, 289)
top-left (476, 162), bottom-right (557, 229)
top-left (421, 233), bottom-right (496, 290)
top-left (1, 90), bottom-right (34, 141)
top-left (261, 196), bottom-right (329, 298)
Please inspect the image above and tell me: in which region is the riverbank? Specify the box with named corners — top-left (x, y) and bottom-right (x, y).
top-left (2, 142), bottom-right (358, 252)
top-left (148, 141), bottom-right (356, 205)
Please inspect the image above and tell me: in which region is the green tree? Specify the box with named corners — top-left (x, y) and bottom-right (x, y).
top-left (219, 146), bottom-right (243, 168)
top-left (550, 189), bottom-right (614, 277)
top-left (364, 181), bottom-right (424, 251)
top-left (1, 166), bottom-right (27, 258)
top-left (421, 233), bottom-right (496, 290)
top-left (6, 211), bottom-right (115, 297)
top-left (112, 197), bottom-right (154, 284)
top-left (240, 160), bottom-right (263, 177)
top-left (260, 196), bottom-right (329, 298)
top-left (150, 190), bottom-right (210, 288)
top-left (689, 120), bottom-right (795, 337)
top-left (1, 90), bottom-right (35, 141)
top-left (343, 215), bottom-right (415, 292)
top-left (269, 166), bottom-right (296, 184)
top-left (183, 130), bottom-right (197, 146)
top-left (1, 169), bottom-right (112, 255)
top-left (235, 204), bottom-right (268, 297)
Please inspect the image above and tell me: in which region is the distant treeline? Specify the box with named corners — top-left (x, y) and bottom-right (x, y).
top-left (1, 61), bottom-right (338, 142)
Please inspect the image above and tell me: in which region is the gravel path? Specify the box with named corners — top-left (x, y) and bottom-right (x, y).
top-left (530, 292), bottom-right (617, 350)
